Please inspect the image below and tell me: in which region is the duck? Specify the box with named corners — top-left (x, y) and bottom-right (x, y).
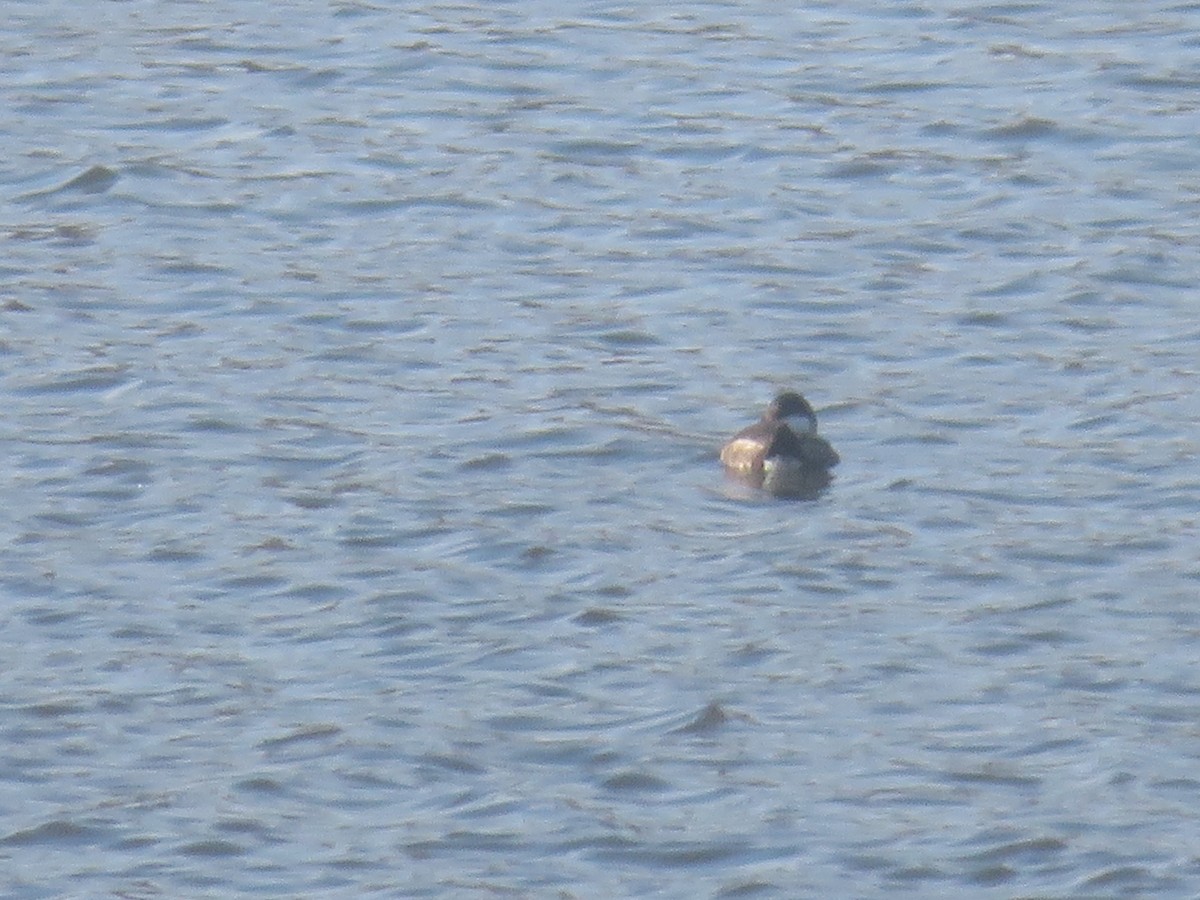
top-left (720, 391), bottom-right (839, 497)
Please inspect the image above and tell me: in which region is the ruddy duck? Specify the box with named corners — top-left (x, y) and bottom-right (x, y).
top-left (720, 391), bottom-right (839, 497)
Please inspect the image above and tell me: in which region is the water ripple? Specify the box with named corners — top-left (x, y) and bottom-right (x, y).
top-left (2, 0), bottom-right (1199, 897)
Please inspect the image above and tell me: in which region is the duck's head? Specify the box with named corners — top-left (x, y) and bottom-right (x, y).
top-left (765, 391), bottom-right (818, 435)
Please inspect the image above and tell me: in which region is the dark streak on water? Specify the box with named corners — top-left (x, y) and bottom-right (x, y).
top-left (2, 1), bottom-right (1200, 898)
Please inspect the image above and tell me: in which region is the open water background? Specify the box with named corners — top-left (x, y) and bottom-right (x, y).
top-left (3, 1), bottom-right (1200, 896)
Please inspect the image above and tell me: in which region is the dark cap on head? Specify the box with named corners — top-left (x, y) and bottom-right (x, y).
top-left (765, 391), bottom-right (815, 422)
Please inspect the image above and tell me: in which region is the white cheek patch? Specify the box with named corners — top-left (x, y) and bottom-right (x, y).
top-left (783, 413), bottom-right (817, 434)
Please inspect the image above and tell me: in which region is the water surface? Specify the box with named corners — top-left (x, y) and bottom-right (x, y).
top-left (3, 1), bottom-right (1200, 896)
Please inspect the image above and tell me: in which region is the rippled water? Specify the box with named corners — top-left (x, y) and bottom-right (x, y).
top-left (3, 1), bottom-right (1200, 896)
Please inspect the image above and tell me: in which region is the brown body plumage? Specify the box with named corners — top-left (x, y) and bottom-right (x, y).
top-left (720, 391), bottom-right (838, 497)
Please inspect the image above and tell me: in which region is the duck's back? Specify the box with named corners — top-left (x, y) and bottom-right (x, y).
top-left (720, 420), bottom-right (777, 475)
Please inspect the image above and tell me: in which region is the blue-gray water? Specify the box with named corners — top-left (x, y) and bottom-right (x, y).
top-left (3, 2), bottom-right (1200, 897)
